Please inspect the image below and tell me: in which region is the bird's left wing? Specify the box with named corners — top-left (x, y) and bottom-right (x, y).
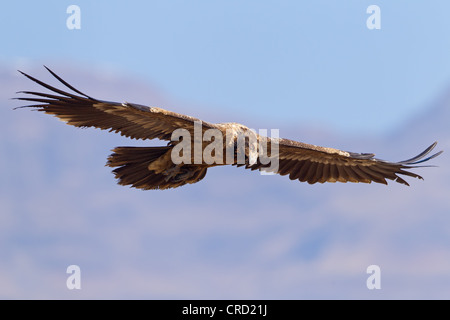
top-left (242, 137), bottom-right (442, 186)
top-left (15, 67), bottom-right (218, 141)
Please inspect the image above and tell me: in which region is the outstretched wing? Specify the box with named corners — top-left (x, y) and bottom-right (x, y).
top-left (15, 66), bottom-right (218, 141)
top-left (242, 138), bottom-right (443, 186)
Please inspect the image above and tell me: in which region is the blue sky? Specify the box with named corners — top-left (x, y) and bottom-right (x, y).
top-left (3, 1), bottom-right (450, 134)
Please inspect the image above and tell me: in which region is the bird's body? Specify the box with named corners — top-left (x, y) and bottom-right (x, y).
top-left (15, 67), bottom-right (443, 190)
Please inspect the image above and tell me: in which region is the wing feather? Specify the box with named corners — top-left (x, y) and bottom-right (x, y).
top-left (318, 163), bottom-right (330, 183)
top-left (297, 161), bottom-right (312, 182)
top-left (15, 67), bottom-right (217, 141)
top-left (308, 162), bottom-right (323, 184)
top-left (241, 136), bottom-right (442, 186)
top-left (288, 161), bottom-right (305, 180)
top-left (304, 161), bottom-right (318, 184)
top-left (278, 139), bottom-right (441, 185)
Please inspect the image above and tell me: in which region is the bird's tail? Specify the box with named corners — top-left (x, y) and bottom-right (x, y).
top-left (106, 146), bottom-right (173, 190)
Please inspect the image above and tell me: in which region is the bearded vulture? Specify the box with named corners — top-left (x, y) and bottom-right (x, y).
top-left (15, 67), bottom-right (443, 190)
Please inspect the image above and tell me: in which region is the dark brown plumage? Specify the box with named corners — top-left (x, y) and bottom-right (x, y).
top-left (15, 67), bottom-right (443, 189)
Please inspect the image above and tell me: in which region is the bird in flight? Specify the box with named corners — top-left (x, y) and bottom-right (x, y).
top-left (15, 67), bottom-right (442, 190)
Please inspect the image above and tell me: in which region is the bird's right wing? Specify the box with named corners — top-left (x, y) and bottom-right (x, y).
top-left (15, 67), bottom-right (218, 141)
top-left (241, 137), bottom-right (443, 186)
